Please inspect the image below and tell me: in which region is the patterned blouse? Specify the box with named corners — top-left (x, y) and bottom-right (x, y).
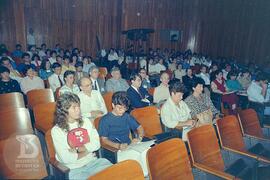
top-left (184, 93), bottom-right (219, 118)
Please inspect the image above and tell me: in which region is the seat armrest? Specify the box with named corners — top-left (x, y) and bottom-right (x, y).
top-left (49, 159), bottom-right (70, 174)
top-left (222, 146), bottom-right (258, 159)
top-left (244, 134), bottom-right (267, 141)
top-left (101, 141), bottom-right (119, 153)
top-left (193, 162), bottom-right (235, 180)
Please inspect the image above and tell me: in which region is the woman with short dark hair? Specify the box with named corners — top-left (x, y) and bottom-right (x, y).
top-left (59, 70), bottom-right (80, 95)
top-left (39, 59), bottom-right (53, 80)
top-left (51, 93), bottom-right (111, 180)
top-left (185, 78), bottom-right (221, 125)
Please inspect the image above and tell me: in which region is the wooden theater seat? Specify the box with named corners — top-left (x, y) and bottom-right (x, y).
top-left (26, 89), bottom-right (55, 109)
top-left (0, 108), bottom-right (33, 140)
top-left (89, 160), bottom-right (144, 180)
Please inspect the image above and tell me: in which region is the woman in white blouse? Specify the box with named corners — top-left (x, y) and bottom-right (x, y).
top-left (51, 93), bottom-right (111, 179)
top-left (59, 70), bottom-right (80, 95)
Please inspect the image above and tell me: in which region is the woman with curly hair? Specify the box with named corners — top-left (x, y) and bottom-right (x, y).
top-left (51, 93), bottom-right (111, 180)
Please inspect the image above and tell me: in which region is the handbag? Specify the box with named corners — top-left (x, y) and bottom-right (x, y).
top-left (195, 108), bottom-right (213, 127)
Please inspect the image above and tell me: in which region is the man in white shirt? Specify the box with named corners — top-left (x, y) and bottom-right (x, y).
top-left (78, 77), bottom-right (107, 121)
top-left (153, 72), bottom-right (170, 104)
top-left (89, 66), bottom-right (106, 94)
top-left (161, 81), bottom-right (196, 141)
top-left (48, 63), bottom-right (64, 92)
top-left (247, 74), bottom-right (268, 126)
top-left (153, 58), bottom-right (166, 74)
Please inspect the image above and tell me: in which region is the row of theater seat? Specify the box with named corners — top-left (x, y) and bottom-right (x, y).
top-left (0, 90), bottom-right (270, 179)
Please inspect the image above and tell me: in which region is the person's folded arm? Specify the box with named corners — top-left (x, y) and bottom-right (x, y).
top-left (51, 128), bottom-right (78, 164)
top-left (84, 120), bottom-right (101, 152)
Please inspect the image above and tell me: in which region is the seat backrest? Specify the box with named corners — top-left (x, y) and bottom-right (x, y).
top-left (187, 125), bottom-right (225, 171)
top-left (130, 106), bottom-right (163, 138)
top-left (44, 80), bottom-right (50, 88)
top-left (238, 108), bottom-right (264, 138)
top-left (26, 89), bottom-right (55, 109)
top-left (147, 138), bottom-right (194, 180)
top-left (102, 92), bottom-right (113, 112)
top-left (94, 117), bottom-right (102, 130)
top-left (216, 115), bottom-right (246, 151)
top-left (45, 130), bottom-right (56, 163)
top-left (33, 102), bottom-right (56, 134)
top-left (148, 87), bottom-right (155, 96)
top-left (0, 108), bottom-right (33, 140)
top-left (0, 134), bottom-right (48, 179)
top-left (89, 160), bottom-right (144, 180)
top-left (0, 92), bottom-right (25, 110)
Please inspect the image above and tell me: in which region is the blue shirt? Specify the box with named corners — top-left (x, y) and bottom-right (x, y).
top-left (226, 80), bottom-right (242, 91)
top-left (39, 69), bottom-right (53, 80)
top-left (98, 112), bottom-right (140, 144)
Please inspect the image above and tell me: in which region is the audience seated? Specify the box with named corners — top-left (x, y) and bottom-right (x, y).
top-left (61, 55), bottom-right (76, 75)
top-left (153, 72), bottom-right (170, 104)
top-left (185, 78), bottom-right (221, 125)
top-left (82, 56), bottom-right (95, 74)
top-left (211, 70), bottom-right (239, 114)
top-left (59, 70), bottom-right (80, 95)
top-left (222, 64), bottom-right (231, 80)
top-left (226, 71), bottom-right (242, 91)
top-left (20, 65), bottom-right (44, 94)
top-left (168, 58), bottom-right (177, 72)
top-left (98, 92), bottom-right (153, 177)
top-left (0, 66), bottom-right (21, 94)
top-left (0, 49), bottom-right (17, 69)
top-left (127, 73), bottom-right (153, 109)
top-left (247, 73), bottom-right (268, 126)
top-left (48, 50), bottom-right (57, 64)
top-left (89, 66), bottom-right (106, 94)
top-left (74, 61), bottom-right (88, 85)
top-left (107, 48), bottom-right (119, 70)
top-left (174, 63), bottom-right (186, 82)
top-left (48, 62), bottom-right (64, 93)
top-left (31, 54), bottom-right (42, 69)
top-left (51, 93), bottom-right (112, 179)
top-left (160, 81), bottom-right (196, 141)
top-left (237, 69), bottom-right (251, 90)
top-left (78, 77), bottom-right (107, 121)
top-left (196, 65), bottom-right (210, 87)
top-left (182, 68), bottom-right (199, 95)
top-left (17, 53), bottom-right (36, 74)
top-left (138, 68), bottom-right (151, 90)
top-left (39, 59), bottom-right (53, 80)
top-left (105, 67), bottom-right (129, 93)
top-left (38, 43), bottom-right (47, 58)
top-left (12, 44), bottom-right (23, 58)
top-left (0, 57), bottom-right (22, 82)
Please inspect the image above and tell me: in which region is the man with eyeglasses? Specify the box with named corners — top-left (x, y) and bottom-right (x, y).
top-left (78, 77), bottom-right (107, 121)
top-left (98, 91), bottom-right (154, 177)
